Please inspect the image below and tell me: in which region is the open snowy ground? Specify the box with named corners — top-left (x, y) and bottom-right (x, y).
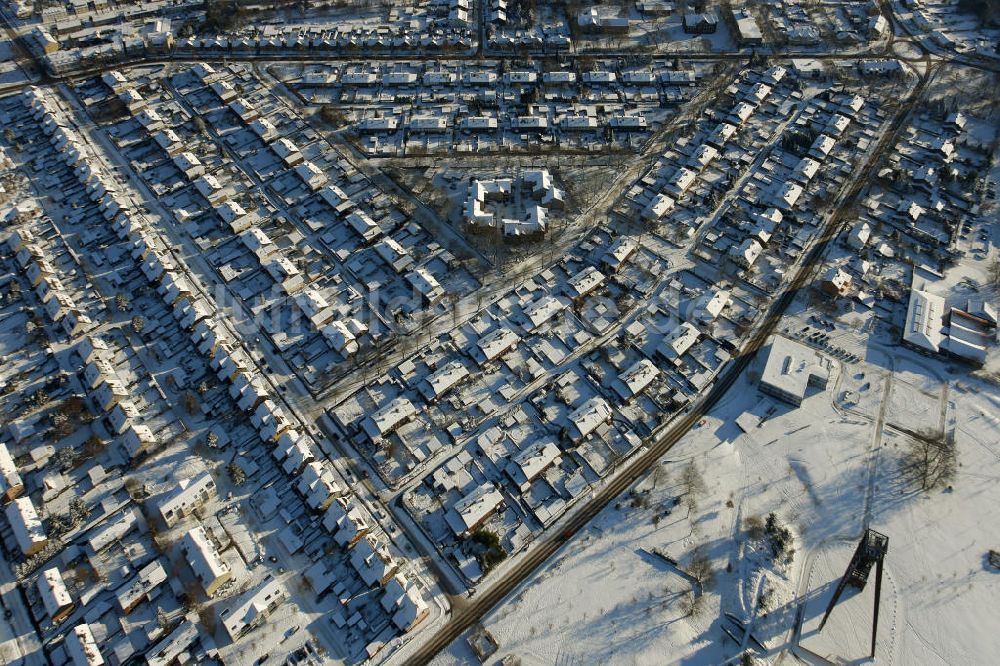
top-left (431, 335), bottom-right (1000, 665)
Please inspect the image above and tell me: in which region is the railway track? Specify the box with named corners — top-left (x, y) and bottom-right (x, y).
top-left (404, 61), bottom-right (936, 666)
top-left (0, 6), bottom-right (938, 661)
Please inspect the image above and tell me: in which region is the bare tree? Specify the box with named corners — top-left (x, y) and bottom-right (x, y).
top-left (903, 433), bottom-right (956, 492)
top-left (182, 391), bottom-right (199, 415)
top-left (156, 607), bottom-right (170, 631)
top-left (687, 546), bottom-right (714, 589)
top-left (989, 260), bottom-right (1000, 289)
top-left (652, 463), bottom-right (669, 489)
top-left (680, 589), bottom-right (706, 619)
top-left (744, 514), bottom-right (765, 540)
top-left (680, 461), bottom-right (707, 512)
top-left (83, 435), bottom-right (105, 458)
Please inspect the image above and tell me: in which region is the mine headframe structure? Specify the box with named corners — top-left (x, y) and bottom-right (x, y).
top-left (818, 528), bottom-right (889, 659)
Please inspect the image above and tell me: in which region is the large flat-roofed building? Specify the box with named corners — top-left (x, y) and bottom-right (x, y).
top-left (902, 288), bottom-right (946, 354)
top-left (947, 309), bottom-right (990, 366)
top-left (901, 288), bottom-right (993, 366)
top-left (731, 9), bottom-right (764, 46)
top-left (758, 336), bottom-right (831, 406)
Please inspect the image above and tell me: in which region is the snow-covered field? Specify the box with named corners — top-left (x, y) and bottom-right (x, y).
top-left (431, 321), bottom-right (1000, 665)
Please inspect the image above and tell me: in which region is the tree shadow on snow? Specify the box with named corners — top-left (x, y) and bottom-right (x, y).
top-left (677, 445), bottom-right (927, 664)
top-left (679, 579), bottom-right (842, 665)
top-left (793, 445), bottom-right (917, 553)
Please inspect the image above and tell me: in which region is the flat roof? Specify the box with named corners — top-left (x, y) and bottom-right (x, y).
top-left (759, 335), bottom-right (830, 403)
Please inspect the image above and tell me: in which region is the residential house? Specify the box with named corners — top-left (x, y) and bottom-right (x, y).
top-left (156, 472), bottom-right (216, 528)
top-left (6, 496), bottom-right (48, 555)
top-left (181, 526), bottom-right (232, 597)
top-left (37, 567), bottom-right (74, 623)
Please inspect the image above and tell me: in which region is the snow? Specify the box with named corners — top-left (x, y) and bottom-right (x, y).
top-left (431, 327), bottom-right (1000, 665)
